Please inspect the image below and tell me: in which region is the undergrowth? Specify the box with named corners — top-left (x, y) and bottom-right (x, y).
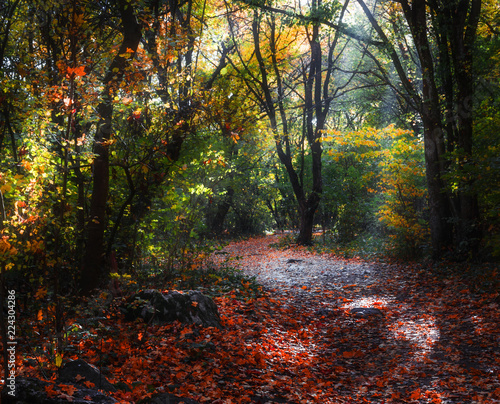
top-left (133, 253), bottom-right (262, 301)
top-left (310, 232), bottom-right (388, 259)
top-left (269, 231), bottom-right (388, 260)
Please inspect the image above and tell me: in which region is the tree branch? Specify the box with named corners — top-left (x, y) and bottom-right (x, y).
top-left (238, 0), bottom-right (385, 46)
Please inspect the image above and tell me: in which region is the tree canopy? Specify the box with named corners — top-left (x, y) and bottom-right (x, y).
top-left (0, 0), bottom-right (498, 303)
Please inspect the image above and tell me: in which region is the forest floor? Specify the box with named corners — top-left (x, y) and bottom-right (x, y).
top-left (18, 234), bottom-right (500, 404)
top-left (214, 234), bottom-right (500, 403)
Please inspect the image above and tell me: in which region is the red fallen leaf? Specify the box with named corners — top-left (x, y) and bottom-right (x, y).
top-left (342, 350), bottom-right (363, 358)
top-left (410, 388), bottom-right (421, 400)
top-left (45, 384), bottom-right (59, 398)
top-left (254, 351), bottom-right (266, 367)
top-left (60, 384), bottom-right (77, 396)
top-left (83, 380), bottom-right (95, 388)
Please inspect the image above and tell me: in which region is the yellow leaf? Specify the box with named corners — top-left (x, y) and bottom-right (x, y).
top-left (1, 183), bottom-right (12, 193)
top-left (55, 353), bottom-right (63, 368)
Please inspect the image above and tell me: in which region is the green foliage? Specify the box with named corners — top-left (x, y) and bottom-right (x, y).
top-left (138, 250), bottom-right (262, 300)
top-left (307, 0), bottom-right (341, 24)
top-left (377, 129), bottom-right (429, 259)
top-left (321, 127), bottom-right (385, 243)
top-left (320, 126), bottom-right (429, 259)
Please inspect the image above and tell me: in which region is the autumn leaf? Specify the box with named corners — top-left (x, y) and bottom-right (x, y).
top-left (0, 183), bottom-right (12, 193)
top-left (230, 132), bottom-right (240, 143)
top-left (66, 66), bottom-right (86, 77)
top-left (254, 351), bottom-right (266, 367)
top-left (55, 353), bottom-right (63, 368)
top-left (84, 381), bottom-right (95, 388)
top-left (410, 388), bottom-right (421, 400)
top-left (60, 384), bottom-right (77, 396)
top-left (44, 384), bottom-right (59, 398)
top-left (35, 287), bottom-right (48, 299)
top-left (342, 350), bottom-right (363, 359)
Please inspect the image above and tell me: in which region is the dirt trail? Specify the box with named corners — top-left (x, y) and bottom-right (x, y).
top-left (222, 233), bottom-right (391, 293)
top-left (218, 234), bottom-right (500, 403)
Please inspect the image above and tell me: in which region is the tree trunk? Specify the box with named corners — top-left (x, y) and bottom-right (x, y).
top-left (237, 5), bottom-right (339, 245)
top-left (447, 0), bottom-right (482, 251)
top-left (409, 0), bottom-right (455, 255)
top-left (422, 121), bottom-right (454, 255)
top-left (210, 187), bottom-right (234, 236)
top-left (296, 192), bottom-right (321, 245)
top-left (80, 0), bottom-right (141, 294)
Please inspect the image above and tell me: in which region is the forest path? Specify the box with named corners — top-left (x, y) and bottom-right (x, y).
top-left (217, 234), bottom-right (500, 403)
top-left (222, 233), bottom-right (384, 293)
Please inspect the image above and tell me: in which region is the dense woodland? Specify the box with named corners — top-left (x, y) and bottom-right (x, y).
top-left (0, 0), bottom-right (499, 402)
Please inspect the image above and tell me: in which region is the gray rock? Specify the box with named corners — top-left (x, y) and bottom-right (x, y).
top-left (123, 290), bottom-right (222, 329)
top-left (350, 307), bottom-right (384, 318)
top-left (59, 359), bottom-right (116, 392)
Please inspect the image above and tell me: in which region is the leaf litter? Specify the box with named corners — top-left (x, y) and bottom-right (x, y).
top-left (18, 234), bottom-right (500, 403)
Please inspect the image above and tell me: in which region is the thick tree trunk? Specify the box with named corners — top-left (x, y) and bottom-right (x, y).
top-left (401, 0), bottom-right (455, 256)
top-left (296, 193), bottom-right (321, 246)
top-left (80, 0), bottom-right (141, 294)
top-left (449, 0), bottom-right (482, 251)
top-left (295, 10), bottom-right (324, 246)
top-left (81, 122), bottom-right (110, 293)
top-left (422, 121), bottom-right (454, 255)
